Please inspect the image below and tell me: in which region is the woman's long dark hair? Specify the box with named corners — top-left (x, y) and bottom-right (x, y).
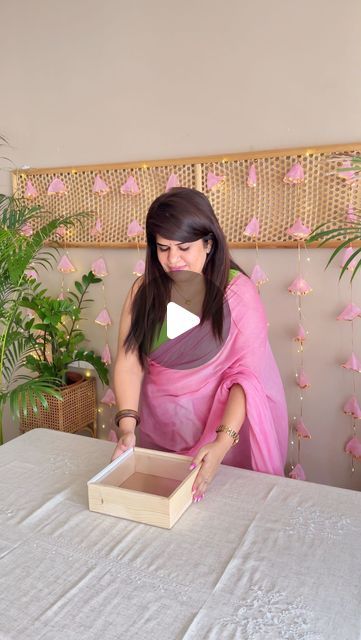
top-left (124, 187), bottom-right (247, 367)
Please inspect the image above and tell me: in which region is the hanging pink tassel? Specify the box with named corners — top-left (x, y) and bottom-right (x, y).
top-left (20, 222), bottom-right (33, 237)
top-left (243, 217), bottom-right (260, 238)
top-left (101, 344), bottom-right (112, 365)
top-left (247, 163), bottom-right (257, 187)
top-left (297, 369), bottom-right (311, 389)
top-left (283, 163), bottom-right (304, 184)
top-left (91, 257), bottom-right (108, 277)
top-left (346, 205), bottom-right (358, 223)
top-left (343, 396), bottom-right (361, 419)
top-left (340, 246), bottom-right (357, 271)
top-left (90, 218), bottom-right (102, 236)
top-left (250, 264), bottom-right (269, 286)
top-left (341, 352), bottom-right (361, 373)
top-left (207, 171), bottom-right (224, 190)
top-left (337, 303), bottom-right (361, 321)
top-left (55, 225), bottom-right (66, 238)
top-left (108, 429), bottom-right (118, 443)
top-left (93, 174), bottom-right (109, 195)
top-left (127, 219), bottom-right (144, 236)
top-left (338, 160), bottom-right (356, 182)
top-left (295, 419), bottom-right (311, 439)
top-left (25, 180), bottom-right (38, 198)
top-left (100, 388), bottom-right (116, 405)
top-left (289, 463), bottom-right (306, 480)
top-left (95, 308), bottom-right (112, 326)
top-left (166, 173), bottom-right (180, 191)
top-left (345, 436), bottom-right (361, 459)
top-left (57, 255), bottom-right (76, 273)
top-left (133, 259), bottom-right (145, 276)
top-left (58, 291), bottom-right (65, 300)
top-left (25, 269), bottom-right (38, 281)
top-left (293, 324), bottom-right (306, 343)
top-left (288, 276), bottom-right (312, 295)
top-left (47, 177), bottom-right (66, 194)
top-left (287, 218), bottom-right (311, 239)
top-left (121, 176), bottom-right (139, 194)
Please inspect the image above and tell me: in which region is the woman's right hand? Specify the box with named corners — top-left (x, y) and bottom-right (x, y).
top-left (111, 432), bottom-right (136, 461)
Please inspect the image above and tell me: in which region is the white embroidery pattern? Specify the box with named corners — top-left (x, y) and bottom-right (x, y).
top-left (283, 505), bottom-right (353, 541)
top-left (218, 587), bottom-right (322, 640)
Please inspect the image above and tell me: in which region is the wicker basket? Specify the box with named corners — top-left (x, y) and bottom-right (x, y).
top-left (19, 375), bottom-right (97, 437)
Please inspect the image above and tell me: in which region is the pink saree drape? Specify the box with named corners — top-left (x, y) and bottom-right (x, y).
top-left (139, 273), bottom-right (288, 476)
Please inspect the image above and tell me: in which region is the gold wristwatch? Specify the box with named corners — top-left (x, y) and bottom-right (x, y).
top-left (216, 424), bottom-right (240, 447)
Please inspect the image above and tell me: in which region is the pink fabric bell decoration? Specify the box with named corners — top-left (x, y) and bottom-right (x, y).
top-left (340, 246), bottom-right (357, 271)
top-left (58, 291), bottom-right (65, 300)
top-left (345, 436), bottom-right (361, 459)
top-left (293, 324), bottom-right (306, 343)
top-left (48, 177), bottom-right (66, 194)
top-left (101, 344), bottom-right (112, 365)
top-left (346, 205), bottom-right (358, 223)
top-left (100, 388), bottom-right (116, 406)
top-left (91, 257), bottom-right (108, 277)
top-left (338, 160), bottom-right (356, 182)
top-left (127, 219), bottom-right (144, 237)
top-left (25, 269), bottom-right (38, 281)
top-left (57, 255), bottom-right (76, 273)
top-left (95, 308), bottom-right (112, 326)
top-left (283, 163), bottom-right (304, 184)
top-left (341, 352), bottom-right (361, 373)
top-left (133, 259), bottom-right (145, 276)
top-left (297, 369), bottom-right (311, 389)
top-left (287, 218), bottom-right (311, 239)
top-left (90, 218), bottom-right (102, 236)
top-left (288, 276), bottom-right (312, 295)
top-left (207, 171), bottom-right (224, 190)
top-left (20, 222), bottom-right (33, 237)
top-left (295, 419), bottom-right (311, 439)
top-left (243, 217), bottom-right (260, 238)
top-left (289, 463), bottom-right (306, 480)
top-left (166, 173), bottom-right (180, 191)
top-left (108, 429), bottom-right (118, 443)
top-left (250, 265), bottom-right (269, 286)
top-left (247, 163), bottom-right (257, 187)
top-left (337, 303), bottom-right (361, 321)
top-left (343, 396), bottom-right (361, 419)
top-left (121, 176), bottom-right (139, 194)
top-left (93, 175), bottom-right (109, 195)
top-left (25, 180), bottom-right (38, 198)
top-left (55, 225), bottom-right (66, 238)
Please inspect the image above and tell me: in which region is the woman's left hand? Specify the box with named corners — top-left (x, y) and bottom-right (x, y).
top-left (190, 441), bottom-right (230, 502)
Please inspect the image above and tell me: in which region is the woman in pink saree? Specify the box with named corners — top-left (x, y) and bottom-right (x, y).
top-left (112, 188), bottom-right (288, 501)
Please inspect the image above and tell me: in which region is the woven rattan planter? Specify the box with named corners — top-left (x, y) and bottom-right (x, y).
top-left (19, 374), bottom-right (97, 437)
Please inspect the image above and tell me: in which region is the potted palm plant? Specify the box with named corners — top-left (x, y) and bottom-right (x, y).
top-left (18, 271), bottom-right (109, 436)
top-left (0, 192), bottom-right (98, 444)
top-left (307, 155), bottom-right (361, 279)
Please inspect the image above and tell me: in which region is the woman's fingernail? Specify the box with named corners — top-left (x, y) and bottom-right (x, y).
top-left (189, 463), bottom-right (196, 470)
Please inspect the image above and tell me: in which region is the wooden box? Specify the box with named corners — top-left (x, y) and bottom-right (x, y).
top-left (87, 447), bottom-right (198, 529)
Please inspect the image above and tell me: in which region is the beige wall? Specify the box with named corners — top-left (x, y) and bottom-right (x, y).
top-left (1, 0), bottom-right (361, 490)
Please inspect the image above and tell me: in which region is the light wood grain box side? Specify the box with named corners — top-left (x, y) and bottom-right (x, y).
top-left (87, 447), bottom-right (198, 529)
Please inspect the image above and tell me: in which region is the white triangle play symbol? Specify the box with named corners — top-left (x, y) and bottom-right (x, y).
top-left (166, 302), bottom-right (200, 339)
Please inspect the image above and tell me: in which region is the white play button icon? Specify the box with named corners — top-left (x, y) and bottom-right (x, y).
top-left (166, 302), bottom-right (200, 339)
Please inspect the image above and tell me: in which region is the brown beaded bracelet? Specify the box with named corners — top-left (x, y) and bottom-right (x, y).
top-left (114, 409), bottom-right (140, 428)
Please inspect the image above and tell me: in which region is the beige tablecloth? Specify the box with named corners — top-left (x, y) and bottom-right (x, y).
top-left (0, 429), bottom-right (361, 639)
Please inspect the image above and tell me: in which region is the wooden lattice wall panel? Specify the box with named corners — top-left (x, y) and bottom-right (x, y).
top-left (12, 143), bottom-right (361, 247)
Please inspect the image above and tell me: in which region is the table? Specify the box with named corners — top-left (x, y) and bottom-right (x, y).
top-left (1, 429), bottom-right (361, 639)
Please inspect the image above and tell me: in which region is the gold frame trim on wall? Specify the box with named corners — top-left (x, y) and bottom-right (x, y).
top-left (12, 142), bottom-right (361, 248)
